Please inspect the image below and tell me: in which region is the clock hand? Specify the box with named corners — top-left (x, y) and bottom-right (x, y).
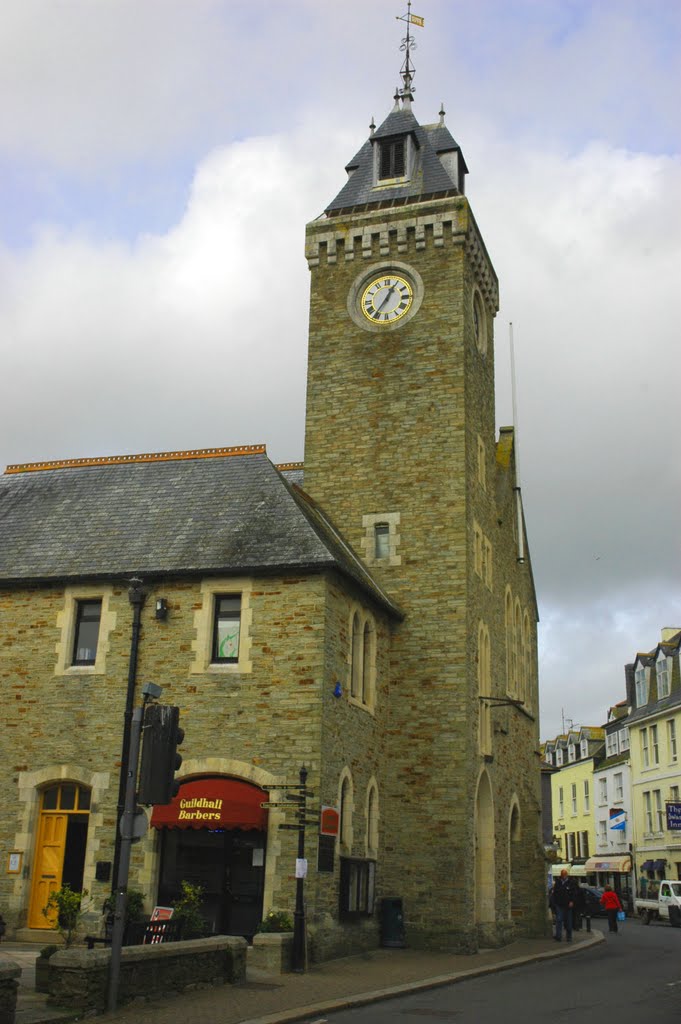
top-left (376, 286), bottom-right (395, 312)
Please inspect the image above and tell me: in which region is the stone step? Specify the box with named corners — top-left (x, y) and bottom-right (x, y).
top-left (13, 930), bottom-right (63, 946)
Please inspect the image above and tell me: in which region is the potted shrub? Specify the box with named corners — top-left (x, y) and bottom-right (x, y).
top-left (35, 944), bottom-right (59, 993)
top-left (251, 910), bottom-right (295, 974)
top-left (171, 881), bottom-right (206, 939)
top-left (41, 884), bottom-right (88, 947)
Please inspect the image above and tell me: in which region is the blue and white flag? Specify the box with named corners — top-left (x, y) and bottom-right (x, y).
top-left (609, 808), bottom-right (626, 831)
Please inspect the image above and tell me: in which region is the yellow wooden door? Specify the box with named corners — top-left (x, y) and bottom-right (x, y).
top-left (28, 813), bottom-right (68, 928)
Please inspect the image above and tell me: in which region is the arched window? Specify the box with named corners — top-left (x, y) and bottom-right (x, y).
top-left (514, 599), bottom-right (522, 698)
top-left (505, 588), bottom-right (514, 696)
top-left (478, 622), bottom-right (492, 755)
top-left (351, 613), bottom-right (362, 698)
top-left (366, 782), bottom-right (379, 858)
top-left (339, 772), bottom-right (353, 853)
top-left (522, 610), bottom-right (532, 708)
top-left (362, 621), bottom-right (373, 704)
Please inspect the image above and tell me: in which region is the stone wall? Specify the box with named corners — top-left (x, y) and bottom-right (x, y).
top-left (0, 959), bottom-right (19, 1024)
top-left (47, 936), bottom-right (246, 1013)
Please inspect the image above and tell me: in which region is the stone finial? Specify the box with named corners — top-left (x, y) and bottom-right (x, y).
top-left (439, 103), bottom-right (446, 126)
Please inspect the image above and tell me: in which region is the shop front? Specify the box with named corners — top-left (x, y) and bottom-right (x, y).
top-left (584, 855), bottom-right (633, 906)
top-left (151, 776), bottom-right (268, 938)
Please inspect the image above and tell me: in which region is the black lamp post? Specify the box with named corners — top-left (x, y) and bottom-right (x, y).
top-left (292, 765), bottom-right (308, 973)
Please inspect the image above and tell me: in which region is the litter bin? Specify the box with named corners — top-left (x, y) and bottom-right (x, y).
top-left (380, 897), bottom-right (405, 948)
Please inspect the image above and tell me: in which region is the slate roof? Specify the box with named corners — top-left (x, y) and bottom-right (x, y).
top-left (0, 448), bottom-right (401, 617)
top-left (325, 104), bottom-right (467, 214)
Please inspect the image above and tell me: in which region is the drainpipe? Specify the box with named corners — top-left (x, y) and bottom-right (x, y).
top-left (111, 579), bottom-right (147, 895)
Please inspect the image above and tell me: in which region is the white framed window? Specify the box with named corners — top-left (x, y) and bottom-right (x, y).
top-left (556, 749), bottom-right (564, 767)
top-left (620, 727), bottom-right (630, 751)
top-left (668, 719), bottom-right (678, 763)
top-left (670, 785), bottom-right (680, 802)
top-left (606, 732), bottom-right (618, 757)
top-left (598, 819), bottom-right (607, 845)
top-left (568, 743), bottom-right (576, 763)
top-left (558, 787), bottom-right (564, 818)
top-left (641, 728), bottom-right (650, 768)
top-left (598, 778), bottom-right (608, 804)
top-left (566, 832), bottom-right (576, 859)
top-left (657, 652), bottom-right (671, 698)
top-left (643, 791), bottom-right (653, 833)
top-left (614, 772), bottom-right (624, 801)
top-left (571, 783), bottom-right (577, 815)
top-left (635, 666), bottom-right (649, 706)
top-left (580, 738), bottom-right (589, 759)
top-left (373, 523), bottom-right (390, 560)
top-left (579, 831), bottom-right (589, 858)
top-left (651, 724), bottom-right (659, 765)
top-left (583, 780), bottom-right (590, 813)
top-left (654, 789), bottom-right (664, 832)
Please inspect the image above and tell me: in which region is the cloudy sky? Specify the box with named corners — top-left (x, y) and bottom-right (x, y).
top-left (1, 0), bottom-right (679, 739)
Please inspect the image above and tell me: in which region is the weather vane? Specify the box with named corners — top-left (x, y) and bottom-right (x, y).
top-left (396, 1), bottom-right (424, 100)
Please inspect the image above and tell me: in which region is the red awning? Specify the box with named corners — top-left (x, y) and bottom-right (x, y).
top-left (150, 777), bottom-right (268, 831)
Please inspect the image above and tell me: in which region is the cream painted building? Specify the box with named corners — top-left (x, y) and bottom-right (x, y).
top-left (627, 628), bottom-right (681, 893)
top-left (544, 727), bottom-right (604, 879)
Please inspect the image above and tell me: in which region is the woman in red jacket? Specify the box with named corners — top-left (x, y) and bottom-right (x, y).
top-left (600, 884), bottom-right (623, 932)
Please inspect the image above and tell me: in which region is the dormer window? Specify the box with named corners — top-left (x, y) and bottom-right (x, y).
top-left (380, 138), bottom-right (405, 179)
top-left (580, 739), bottom-right (589, 759)
top-left (657, 651), bottom-right (671, 698)
top-left (556, 749), bottom-right (564, 766)
top-left (635, 665), bottom-right (649, 706)
top-left (567, 743), bottom-right (576, 762)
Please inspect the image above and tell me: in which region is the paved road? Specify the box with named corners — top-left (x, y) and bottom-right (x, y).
top-left (318, 919), bottom-right (681, 1024)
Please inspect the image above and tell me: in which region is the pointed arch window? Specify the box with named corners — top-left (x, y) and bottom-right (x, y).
top-left (478, 622), bottom-right (492, 756)
top-left (351, 613), bottom-right (362, 698)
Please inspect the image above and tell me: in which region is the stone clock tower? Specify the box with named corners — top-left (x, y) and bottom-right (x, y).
top-left (302, 49), bottom-right (545, 950)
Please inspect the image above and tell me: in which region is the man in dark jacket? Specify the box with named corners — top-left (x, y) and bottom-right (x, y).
top-left (551, 869), bottom-right (578, 941)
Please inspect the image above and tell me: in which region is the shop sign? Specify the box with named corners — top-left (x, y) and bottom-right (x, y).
top-left (666, 802), bottom-right (681, 831)
top-left (150, 777), bottom-right (268, 831)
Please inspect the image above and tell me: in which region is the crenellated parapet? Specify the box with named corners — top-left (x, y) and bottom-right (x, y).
top-left (306, 199), bottom-right (498, 313)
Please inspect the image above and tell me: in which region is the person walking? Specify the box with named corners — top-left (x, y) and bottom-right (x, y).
top-left (551, 869), bottom-right (577, 942)
top-left (600, 884), bottom-right (623, 932)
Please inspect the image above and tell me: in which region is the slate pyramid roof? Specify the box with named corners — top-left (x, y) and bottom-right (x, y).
top-left (0, 447), bottom-right (401, 617)
top-left (326, 101), bottom-right (468, 214)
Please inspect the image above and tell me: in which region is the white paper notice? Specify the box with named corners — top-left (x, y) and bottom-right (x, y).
top-left (295, 858), bottom-right (308, 878)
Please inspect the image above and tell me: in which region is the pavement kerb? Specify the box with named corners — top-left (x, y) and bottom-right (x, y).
top-left (237, 930), bottom-right (605, 1024)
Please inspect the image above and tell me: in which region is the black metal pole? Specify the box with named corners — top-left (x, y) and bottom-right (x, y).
top-left (107, 704), bottom-right (143, 1013)
top-left (292, 765), bottom-right (308, 973)
top-left (111, 580), bottom-right (146, 895)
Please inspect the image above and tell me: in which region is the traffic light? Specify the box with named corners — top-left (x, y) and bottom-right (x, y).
top-left (138, 703), bottom-right (184, 806)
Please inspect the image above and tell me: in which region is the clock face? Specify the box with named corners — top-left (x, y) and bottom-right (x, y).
top-left (361, 275), bottom-right (413, 325)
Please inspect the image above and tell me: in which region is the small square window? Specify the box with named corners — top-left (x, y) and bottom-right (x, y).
top-left (212, 595), bottom-right (241, 663)
top-left (72, 599), bottom-right (102, 665)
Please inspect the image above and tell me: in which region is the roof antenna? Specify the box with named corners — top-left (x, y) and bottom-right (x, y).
top-left (396, 1), bottom-right (424, 108)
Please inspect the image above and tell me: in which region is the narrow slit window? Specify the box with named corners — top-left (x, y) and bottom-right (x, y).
top-left (374, 523), bottom-right (390, 559)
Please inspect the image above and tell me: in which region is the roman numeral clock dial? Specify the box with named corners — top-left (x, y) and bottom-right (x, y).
top-left (361, 274), bottom-right (413, 324)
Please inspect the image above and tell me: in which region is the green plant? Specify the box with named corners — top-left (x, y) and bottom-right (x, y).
top-left (171, 880), bottom-right (206, 939)
top-left (42, 885), bottom-right (88, 947)
top-left (38, 944), bottom-right (59, 960)
top-left (102, 889), bottom-right (146, 923)
top-left (257, 910), bottom-right (294, 933)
